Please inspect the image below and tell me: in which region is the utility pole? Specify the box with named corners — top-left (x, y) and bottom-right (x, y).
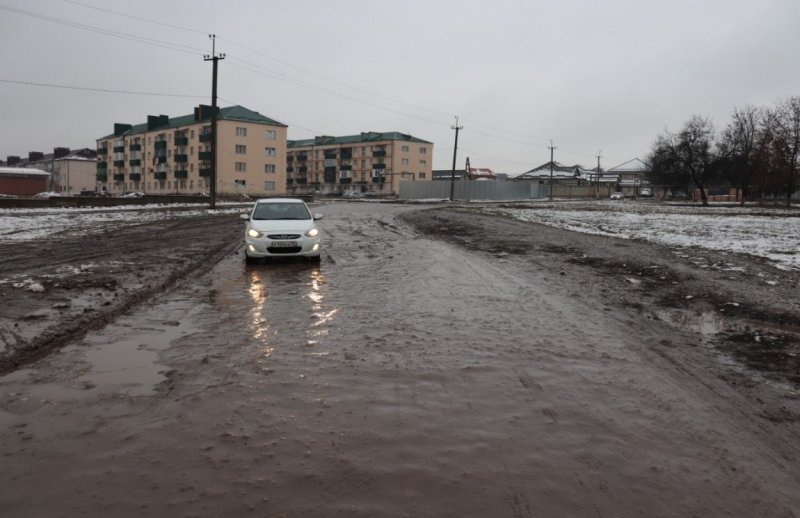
top-left (204, 34), bottom-right (225, 209)
top-left (548, 140), bottom-right (556, 201)
top-left (449, 116), bottom-right (463, 202)
top-left (595, 150), bottom-right (602, 199)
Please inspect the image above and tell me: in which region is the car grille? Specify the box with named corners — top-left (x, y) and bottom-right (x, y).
top-left (267, 246), bottom-right (303, 254)
top-left (267, 234), bottom-right (301, 240)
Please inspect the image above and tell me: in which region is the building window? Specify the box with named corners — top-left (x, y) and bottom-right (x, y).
top-left (265, 130), bottom-right (276, 140)
top-left (264, 181), bottom-right (275, 190)
top-left (401, 145), bottom-right (409, 152)
top-left (420, 147), bottom-right (427, 154)
top-left (265, 147), bottom-right (276, 157)
top-left (235, 162), bottom-right (246, 172)
top-left (236, 127), bottom-right (247, 137)
top-left (419, 172), bottom-right (426, 179)
top-left (419, 159), bottom-right (426, 166)
top-left (401, 158), bottom-right (408, 165)
top-left (265, 164), bottom-right (276, 173)
top-left (235, 144), bottom-right (247, 154)
top-left (190, 146), bottom-right (193, 155)
top-left (190, 130), bottom-right (195, 139)
top-left (234, 179), bottom-right (246, 188)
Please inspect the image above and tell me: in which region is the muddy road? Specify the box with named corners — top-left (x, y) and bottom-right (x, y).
top-left (1, 202), bottom-right (799, 517)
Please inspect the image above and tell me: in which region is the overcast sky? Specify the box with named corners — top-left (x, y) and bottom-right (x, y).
top-left (1, 0), bottom-right (799, 173)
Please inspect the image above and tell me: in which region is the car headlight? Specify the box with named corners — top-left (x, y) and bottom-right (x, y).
top-left (304, 227), bottom-right (319, 238)
top-left (247, 228), bottom-right (263, 238)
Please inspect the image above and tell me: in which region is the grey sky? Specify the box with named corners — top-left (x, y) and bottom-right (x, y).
top-left (1, 0), bottom-right (798, 173)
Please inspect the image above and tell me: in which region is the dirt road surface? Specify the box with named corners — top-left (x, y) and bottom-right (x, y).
top-left (1, 202), bottom-right (799, 517)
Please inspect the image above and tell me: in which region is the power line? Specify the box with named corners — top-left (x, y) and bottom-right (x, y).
top-left (0, 4), bottom-right (205, 56)
top-left (17, 2), bottom-right (608, 160)
top-left (51, 0), bottom-right (593, 152)
top-left (60, 0), bottom-right (209, 35)
top-left (0, 78), bottom-right (206, 98)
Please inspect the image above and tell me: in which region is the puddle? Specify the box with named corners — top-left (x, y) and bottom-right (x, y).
top-left (655, 309), bottom-right (736, 336)
top-left (73, 305), bottom-right (202, 397)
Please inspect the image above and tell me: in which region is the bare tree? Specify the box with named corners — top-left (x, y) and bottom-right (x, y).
top-left (718, 106), bottom-right (766, 205)
top-left (771, 96), bottom-right (800, 206)
top-left (674, 116), bottom-right (716, 206)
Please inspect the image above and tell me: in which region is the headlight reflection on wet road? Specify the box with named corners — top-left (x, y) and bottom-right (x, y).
top-left (245, 266), bottom-right (335, 352)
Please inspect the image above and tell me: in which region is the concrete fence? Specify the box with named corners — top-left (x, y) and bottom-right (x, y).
top-left (400, 181), bottom-right (539, 201)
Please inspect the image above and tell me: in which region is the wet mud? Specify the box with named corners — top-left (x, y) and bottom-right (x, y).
top-left (1, 202), bottom-right (799, 517)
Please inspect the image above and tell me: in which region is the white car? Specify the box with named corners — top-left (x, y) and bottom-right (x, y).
top-left (240, 198), bottom-right (323, 263)
top-left (610, 191), bottom-right (624, 200)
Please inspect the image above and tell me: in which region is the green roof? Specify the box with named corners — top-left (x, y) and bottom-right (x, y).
top-left (100, 105), bottom-right (286, 140)
top-left (288, 131), bottom-right (432, 148)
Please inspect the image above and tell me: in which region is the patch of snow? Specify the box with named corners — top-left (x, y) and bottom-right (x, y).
top-left (492, 205), bottom-right (800, 271)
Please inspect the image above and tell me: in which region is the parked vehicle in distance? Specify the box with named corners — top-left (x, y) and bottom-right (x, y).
top-left (610, 191), bottom-right (623, 200)
top-left (33, 191), bottom-right (61, 199)
top-left (639, 187), bottom-right (653, 197)
top-left (240, 198), bottom-right (323, 263)
top-left (343, 191), bottom-right (365, 199)
top-left (120, 191), bottom-right (145, 198)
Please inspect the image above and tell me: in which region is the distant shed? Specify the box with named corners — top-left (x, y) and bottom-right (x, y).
top-left (0, 167), bottom-right (51, 196)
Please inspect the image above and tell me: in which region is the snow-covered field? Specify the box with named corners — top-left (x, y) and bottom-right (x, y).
top-left (0, 203), bottom-right (249, 242)
top-left (486, 201), bottom-right (800, 271)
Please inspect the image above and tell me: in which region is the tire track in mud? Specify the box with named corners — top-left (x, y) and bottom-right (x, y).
top-left (0, 214), bottom-right (243, 374)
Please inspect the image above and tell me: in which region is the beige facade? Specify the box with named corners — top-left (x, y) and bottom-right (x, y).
top-left (286, 132), bottom-right (433, 196)
top-left (96, 105), bottom-right (287, 196)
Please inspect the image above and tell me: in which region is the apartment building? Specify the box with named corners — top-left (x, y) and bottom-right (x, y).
top-left (96, 105), bottom-right (287, 196)
top-left (286, 132), bottom-right (433, 196)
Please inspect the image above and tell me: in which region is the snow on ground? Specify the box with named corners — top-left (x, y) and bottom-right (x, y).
top-left (0, 203), bottom-right (249, 242)
top-left (487, 202), bottom-right (800, 271)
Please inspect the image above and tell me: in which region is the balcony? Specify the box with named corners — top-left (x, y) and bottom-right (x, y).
top-left (154, 172), bottom-right (167, 180)
top-left (340, 148), bottom-right (353, 160)
top-left (298, 166), bottom-right (308, 174)
top-left (340, 177), bottom-right (352, 185)
top-left (198, 151), bottom-right (212, 161)
top-left (96, 171), bottom-right (107, 182)
top-left (340, 164), bottom-right (352, 171)
top-left (324, 151), bottom-right (337, 159)
top-left (113, 173), bottom-right (125, 181)
top-left (297, 154), bottom-right (308, 161)
top-left (174, 154), bottom-right (188, 163)
top-left (154, 140), bottom-right (167, 150)
top-left (199, 168), bottom-right (211, 177)
top-left (174, 170), bottom-right (188, 179)
top-left (286, 167), bottom-right (294, 173)
top-left (155, 156), bottom-right (166, 164)
top-left (324, 170), bottom-right (336, 183)
top-left (287, 155), bottom-right (294, 162)
top-left (372, 175), bottom-right (385, 184)
top-left (286, 179), bottom-right (294, 185)
top-left (129, 159), bottom-right (141, 166)
top-left (129, 144), bottom-right (141, 151)
top-left (199, 132), bottom-right (212, 143)
top-left (372, 149), bottom-right (386, 157)
top-left (97, 161), bottom-right (108, 169)
top-left (96, 148), bottom-right (107, 156)
top-left (372, 163), bottom-right (385, 170)
top-left (113, 145), bottom-right (125, 153)
top-left (295, 177), bottom-right (308, 185)
top-left (129, 173), bottom-right (141, 181)
top-left (113, 160), bottom-right (125, 167)
top-left (174, 136), bottom-right (189, 146)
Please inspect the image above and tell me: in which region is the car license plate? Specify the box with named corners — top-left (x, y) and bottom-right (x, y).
top-left (271, 241), bottom-right (297, 247)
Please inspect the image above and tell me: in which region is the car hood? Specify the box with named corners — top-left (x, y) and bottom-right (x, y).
top-left (249, 219), bottom-right (315, 233)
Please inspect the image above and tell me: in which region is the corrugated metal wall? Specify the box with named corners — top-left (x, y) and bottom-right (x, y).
top-left (400, 181), bottom-right (538, 201)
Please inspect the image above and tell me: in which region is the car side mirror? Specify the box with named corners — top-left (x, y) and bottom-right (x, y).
top-left (240, 213), bottom-right (250, 221)
top-left (313, 214), bottom-right (324, 221)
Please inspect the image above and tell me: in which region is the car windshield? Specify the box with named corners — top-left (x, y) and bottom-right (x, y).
top-left (252, 202), bottom-right (310, 220)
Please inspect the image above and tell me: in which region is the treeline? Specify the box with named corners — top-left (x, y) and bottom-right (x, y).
top-left (647, 96), bottom-right (800, 206)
